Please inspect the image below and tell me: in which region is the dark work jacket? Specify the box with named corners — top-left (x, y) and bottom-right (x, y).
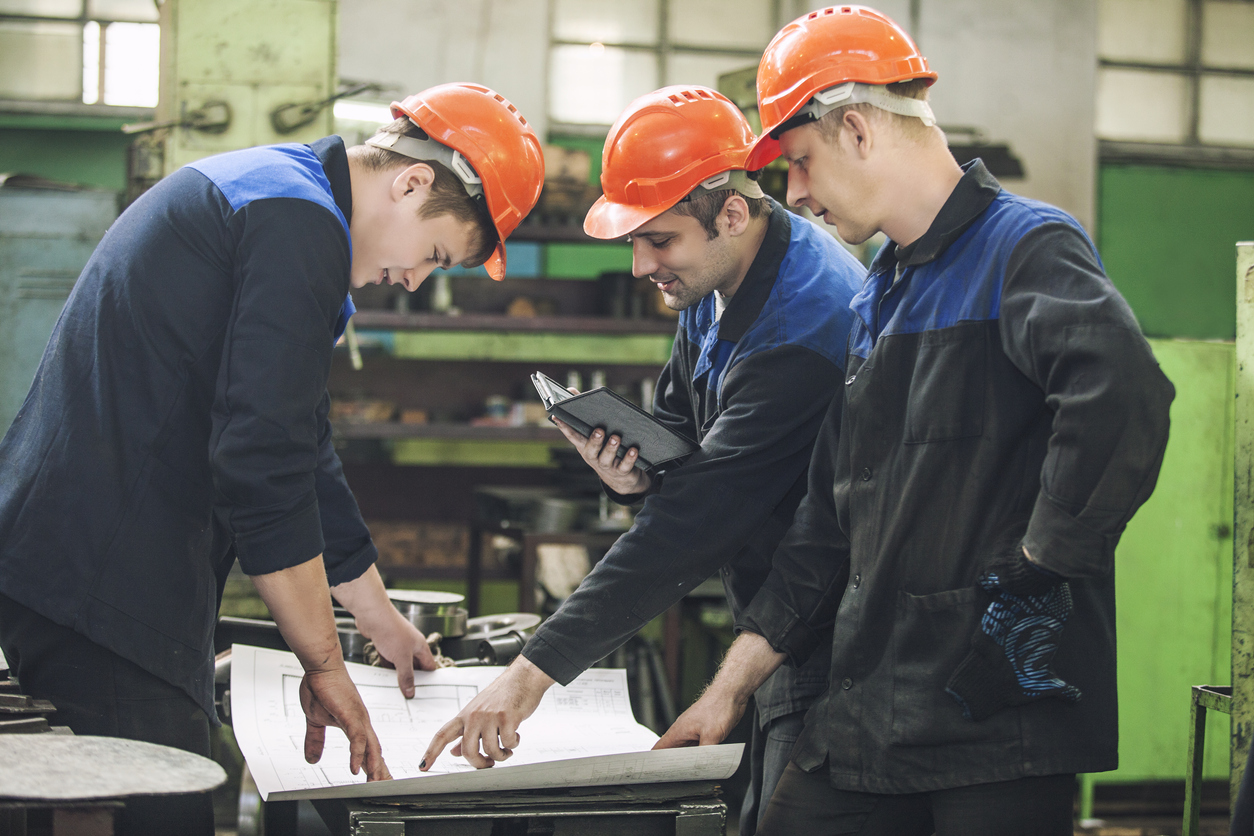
top-left (738, 162), bottom-right (1175, 790)
top-left (523, 201), bottom-right (865, 726)
top-left (0, 137), bottom-right (375, 721)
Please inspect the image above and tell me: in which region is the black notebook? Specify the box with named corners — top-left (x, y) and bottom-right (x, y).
top-left (531, 372), bottom-right (699, 471)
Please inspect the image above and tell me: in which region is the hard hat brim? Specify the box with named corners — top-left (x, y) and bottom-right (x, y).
top-left (746, 134), bottom-right (783, 172)
top-left (583, 194), bottom-right (674, 241)
top-left (486, 242), bottom-right (507, 281)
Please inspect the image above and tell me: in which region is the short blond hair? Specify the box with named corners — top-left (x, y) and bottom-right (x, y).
top-left (815, 79), bottom-right (935, 143)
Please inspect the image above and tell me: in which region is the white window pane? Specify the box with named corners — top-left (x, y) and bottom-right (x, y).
top-left (102, 20), bottom-right (157, 107)
top-left (1096, 68), bottom-right (1190, 142)
top-left (666, 52), bottom-right (757, 91)
top-left (553, 0), bottom-right (658, 45)
top-left (1199, 75), bottom-right (1254, 146)
top-left (88, 0), bottom-right (158, 22)
top-left (82, 18), bottom-right (99, 103)
top-left (1098, 0), bottom-right (1187, 63)
top-left (0, 21), bottom-right (82, 100)
top-left (669, 0), bottom-right (773, 49)
top-left (1202, 1), bottom-right (1254, 70)
top-left (0, 0), bottom-right (81, 17)
top-left (549, 44), bottom-right (658, 125)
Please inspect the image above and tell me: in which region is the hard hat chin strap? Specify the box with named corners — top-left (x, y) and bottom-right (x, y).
top-left (680, 169), bottom-right (765, 202)
top-left (804, 81), bottom-right (936, 127)
top-left (365, 131), bottom-right (486, 200)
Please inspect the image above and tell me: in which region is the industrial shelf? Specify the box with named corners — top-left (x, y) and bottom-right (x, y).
top-left (335, 422), bottom-right (560, 441)
top-left (349, 312), bottom-right (676, 365)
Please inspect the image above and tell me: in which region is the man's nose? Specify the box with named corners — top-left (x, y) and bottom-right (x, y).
top-left (411, 264), bottom-right (437, 286)
top-left (786, 167), bottom-right (809, 209)
top-left (631, 241), bottom-right (657, 279)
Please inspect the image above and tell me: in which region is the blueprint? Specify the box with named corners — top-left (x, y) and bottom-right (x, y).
top-left (230, 644), bottom-right (744, 801)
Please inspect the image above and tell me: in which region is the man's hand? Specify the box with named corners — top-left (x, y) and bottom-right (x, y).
top-left (332, 565), bottom-right (437, 698)
top-left (421, 655), bottom-right (556, 770)
top-left (299, 666), bottom-right (391, 780)
top-left (654, 632), bottom-right (785, 750)
top-left (553, 415), bottom-right (651, 496)
top-left (654, 691), bottom-right (746, 749)
top-left (251, 556), bottom-right (392, 782)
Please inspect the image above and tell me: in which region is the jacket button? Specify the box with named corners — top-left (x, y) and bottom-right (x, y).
top-left (845, 374), bottom-right (856, 386)
top-left (852, 574), bottom-right (861, 589)
top-left (842, 677), bottom-right (853, 690)
top-left (861, 467), bottom-right (872, 481)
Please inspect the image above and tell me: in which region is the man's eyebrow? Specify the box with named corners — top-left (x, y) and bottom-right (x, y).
top-left (632, 230), bottom-right (673, 240)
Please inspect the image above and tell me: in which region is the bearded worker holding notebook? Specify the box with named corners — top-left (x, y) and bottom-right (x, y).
top-left (423, 85), bottom-right (864, 834)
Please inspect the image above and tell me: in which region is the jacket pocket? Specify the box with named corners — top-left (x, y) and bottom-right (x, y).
top-left (890, 586), bottom-right (1020, 747)
top-left (903, 323), bottom-right (986, 443)
top-left (91, 456), bottom-right (216, 650)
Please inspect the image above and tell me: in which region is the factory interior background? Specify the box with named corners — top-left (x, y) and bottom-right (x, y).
top-left (1, 0), bottom-right (1253, 834)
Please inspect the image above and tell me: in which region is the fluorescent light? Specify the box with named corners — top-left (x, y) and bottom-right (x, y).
top-left (333, 100), bottom-right (394, 124)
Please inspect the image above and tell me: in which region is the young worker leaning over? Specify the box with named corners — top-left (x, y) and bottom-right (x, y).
top-left (421, 86), bottom-right (864, 833)
top-left (656, 8), bottom-right (1175, 835)
top-left (0, 84), bottom-right (543, 836)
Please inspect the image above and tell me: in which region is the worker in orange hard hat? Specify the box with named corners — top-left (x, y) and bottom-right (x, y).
top-left (649, 8), bottom-right (1174, 835)
top-left (420, 84), bottom-right (865, 835)
top-left (0, 83), bottom-right (543, 836)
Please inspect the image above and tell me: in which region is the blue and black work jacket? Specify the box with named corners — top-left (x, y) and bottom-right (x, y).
top-left (523, 200), bottom-right (865, 726)
top-left (738, 162), bottom-right (1175, 791)
top-left (0, 136), bottom-right (373, 721)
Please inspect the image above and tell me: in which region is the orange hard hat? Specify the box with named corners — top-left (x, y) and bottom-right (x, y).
top-left (389, 83), bottom-right (544, 280)
top-left (747, 5), bottom-right (936, 169)
top-left (584, 86), bottom-right (760, 240)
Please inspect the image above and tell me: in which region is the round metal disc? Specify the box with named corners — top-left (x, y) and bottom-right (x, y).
top-left (385, 590), bottom-right (465, 606)
top-left (0, 735), bottom-right (227, 801)
top-left (464, 613), bottom-right (541, 639)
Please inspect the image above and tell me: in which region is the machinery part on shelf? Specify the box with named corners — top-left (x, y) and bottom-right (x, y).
top-left (388, 589), bottom-right (469, 638)
top-left (269, 82), bottom-right (383, 135)
top-left (476, 631), bottom-right (528, 666)
top-left (465, 612), bottom-right (541, 639)
top-left (121, 100), bottom-right (232, 135)
top-left (336, 618), bottom-right (370, 663)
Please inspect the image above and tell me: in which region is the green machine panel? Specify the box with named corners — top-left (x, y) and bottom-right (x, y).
top-left (0, 185), bottom-right (118, 435)
top-left (1099, 338), bottom-right (1235, 783)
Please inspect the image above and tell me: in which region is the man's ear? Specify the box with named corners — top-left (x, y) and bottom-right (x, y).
top-left (840, 109), bottom-right (875, 159)
top-left (721, 194), bottom-right (751, 237)
top-left (392, 162), bottom-right (435, 203)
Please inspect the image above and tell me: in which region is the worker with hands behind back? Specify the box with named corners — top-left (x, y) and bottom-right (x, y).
top-left (653, 8), bottom-right (1174, 835)
top-left (0, 83), bottom-right (543, 836)
top-left (422, 85), bottom-right (864, 835)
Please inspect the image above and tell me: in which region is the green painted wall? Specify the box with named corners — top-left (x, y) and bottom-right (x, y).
top-left (0, 124), bottom-right (132, 192)
top-left (1101, 338), bottom-right (1235, 782)
top-left (1099, 165), bottom-right (1254, 341)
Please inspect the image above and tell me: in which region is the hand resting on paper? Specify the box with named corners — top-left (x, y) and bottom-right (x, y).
top-left (552, 404), bottom-right (652, 496)
top-left (654, 632), bottom-right (786, 751)
top-left (299, 665), bottom-right (392, 780)
top-left (420, 655), bottom-right (556, 769)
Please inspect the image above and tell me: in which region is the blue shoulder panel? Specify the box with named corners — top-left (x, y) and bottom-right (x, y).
top-left (848, 193), bottom-right (1091, 360)
top-left (187, 143), bottom-right (355, 341)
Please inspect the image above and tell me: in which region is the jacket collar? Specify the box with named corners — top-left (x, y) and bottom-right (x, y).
top-left (312, 135), bottom-right (353, 225)
top-left (871, 159), bottom-right (1001, 274)
top-left (718, 198), bottom-right (793, 342)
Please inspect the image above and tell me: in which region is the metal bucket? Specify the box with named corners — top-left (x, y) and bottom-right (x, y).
top-left (387, 590), bottom-right (469, 638)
